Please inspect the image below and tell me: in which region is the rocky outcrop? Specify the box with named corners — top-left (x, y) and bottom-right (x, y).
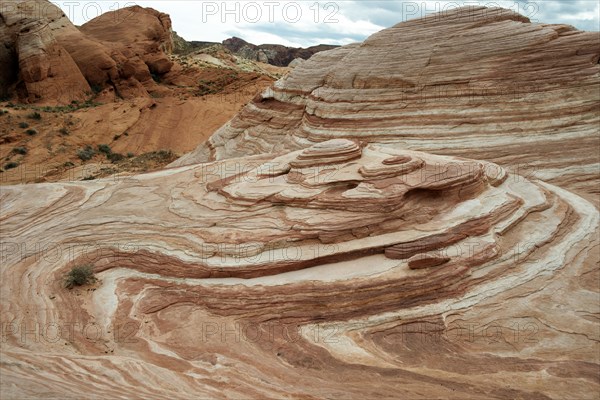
top-left (0, 1), bottom-right (91, 103)
top-left (172, 31), bottom-right (193, 54)
top-left (0, 0), bottom-right (176, 104)
top-left (1, 139), bottom-right (598, 398)
top-left (222, 36), bottom-right (339, 66)
top-left (176, 7), bottom-right (600, 206)
top-left (80, 6), bottom-right (174, 77)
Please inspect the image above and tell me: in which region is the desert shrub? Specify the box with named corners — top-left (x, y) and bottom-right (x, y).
top-left (126, 152), bottom-right (134, 158)
top-left (25, 129), bottom-right (37, 136)
top-left (113, 134), bottom-right (121, 141)
top-left (4, 162), bottom-right (19, 170)
top-left (97, 144), bottom-right (111, 155)
top-left (13, 147), bottom-right (27, 155)
top-left (0, 109), bottom-right (8, 115)
top-left (64, 265), bottom-right (96, 289)
top-left (28, 112), bottom-right (42, 120)
top-left (59, 127), bottom-right (69, 135)
top-left (81, 175), bottom-right (96, 181)
top-left (18, 122), bottom-right (29, 129)
top-left (107, 152), bottom-right (124, 163)
top-left (39, 99), bottom-right (101, 113)
top-left (77, 146), bottom-right (96, 161)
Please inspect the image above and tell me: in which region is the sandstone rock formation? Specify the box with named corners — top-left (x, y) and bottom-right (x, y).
top-left (1, 139), bottom-right (598, 398)
top-left (0, 1), bottom-right (176, 104)
top-left (0, 1), bottom-right (91, 103)
top-left (175, 6), bottom-right (600, 207)
top-left (2, 5), bottom-right (599, 399)
top-left (79, 6), bottom-right (174, 77)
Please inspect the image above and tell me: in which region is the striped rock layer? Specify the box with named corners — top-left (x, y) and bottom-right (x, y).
top-left (1, 140), bottom-right (598, 398)
top-left (173, 6), bottom-right (600, 207)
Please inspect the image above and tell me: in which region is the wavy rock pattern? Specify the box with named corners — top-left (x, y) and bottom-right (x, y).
top-left (174, 6), bottom-right (600, 206)
top-left (1, 140), bottom-right (598, 398)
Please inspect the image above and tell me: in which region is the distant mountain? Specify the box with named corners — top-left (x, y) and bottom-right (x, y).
top-left (173, 33), bottom-right (339, 67)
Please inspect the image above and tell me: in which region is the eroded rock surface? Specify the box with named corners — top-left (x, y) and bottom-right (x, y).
top-left (1, 140), bottom-right (598, 398)
top-left (174, 6), bottom-right (600, 206)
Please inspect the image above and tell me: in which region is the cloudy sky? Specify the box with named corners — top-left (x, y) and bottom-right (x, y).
top-left (56, 1), bottom-right (600, 47)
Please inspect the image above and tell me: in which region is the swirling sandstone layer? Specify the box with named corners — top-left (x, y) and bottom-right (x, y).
top-left (173, 6), bottom-right (600, 206)
top-left (1, 140), bottom-right (598, 398)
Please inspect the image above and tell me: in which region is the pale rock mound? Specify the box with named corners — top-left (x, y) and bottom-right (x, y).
top-left (173, 6), bottom-right (600, 205)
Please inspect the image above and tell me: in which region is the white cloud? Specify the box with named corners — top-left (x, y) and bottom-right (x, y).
top-left (53, 1), bottom-right (600, 47)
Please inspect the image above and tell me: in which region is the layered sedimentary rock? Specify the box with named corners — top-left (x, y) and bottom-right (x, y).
top-left (1, 140), bottom-right (598, 398)
top-left (174, 6), bottom-right (600, 206)
top-left (0, 1), bottom-right (176, 103)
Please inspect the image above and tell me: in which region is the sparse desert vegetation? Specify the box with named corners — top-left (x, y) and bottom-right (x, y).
top-left (63, 265), bottom-right (96, 289)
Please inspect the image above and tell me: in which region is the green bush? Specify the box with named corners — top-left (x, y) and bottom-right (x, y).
top-left (64, 265), bottom-right (96, 289)
top-left (28, 112), bottom-right (42, 120)
top-left (13, 146), bottom-right (27, 155)
top-left (4, 161), bottom-right (19, 170)
top-left (77, 146), bottom-right (96, 161)
top-left (25, 129), bottom-right (37, 136)
top-left (97, 144), bottom-right (111, 155)
top-left (18, 122), bottom-right (29, 129)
